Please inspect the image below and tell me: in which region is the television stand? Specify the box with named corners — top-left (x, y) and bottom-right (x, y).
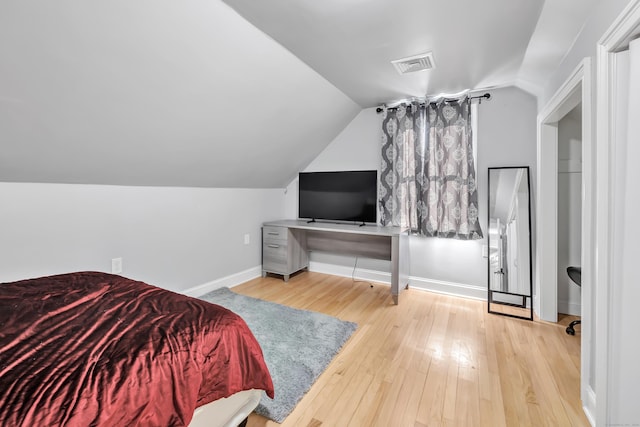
top-left (261, 219), bottom-right (410, 304)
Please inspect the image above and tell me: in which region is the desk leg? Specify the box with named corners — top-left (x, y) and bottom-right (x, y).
top-left (391, 235), bottom-right (399, 304)
top-left (391, 232), bottom-right (410, 305)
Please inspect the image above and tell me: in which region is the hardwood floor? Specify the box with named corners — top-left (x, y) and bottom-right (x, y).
top-left (233, 272), bottom-right (588, 427)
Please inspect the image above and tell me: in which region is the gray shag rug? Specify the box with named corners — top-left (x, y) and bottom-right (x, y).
top-left (200, 287), bottom-right (357, 423)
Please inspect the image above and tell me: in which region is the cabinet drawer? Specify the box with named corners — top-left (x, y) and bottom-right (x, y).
top-left (263, 226), bottom-right (287, 241)
top-left (263, 258), bottom-right (288, 273)
top-left (263, 242), bottom-right (287, 262)
top-left (263, 242), bottom-right (287, 273)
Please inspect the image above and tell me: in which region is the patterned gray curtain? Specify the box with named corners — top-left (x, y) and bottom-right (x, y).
top-left (379, 102), bottom-right (426, 230)
top-left (379, 97), bottom-right (483, 239)
top-left (424, 98), bottom-right (482, 239)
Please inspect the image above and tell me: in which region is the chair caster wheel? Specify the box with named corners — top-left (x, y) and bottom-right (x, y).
top-left (566, 319), bottom-right (580, 335)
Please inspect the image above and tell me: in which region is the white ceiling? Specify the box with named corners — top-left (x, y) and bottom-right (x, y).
top-left (0, 0), bottom-right (598, 188)
top-left (222, 0), bottom-right (598, 107)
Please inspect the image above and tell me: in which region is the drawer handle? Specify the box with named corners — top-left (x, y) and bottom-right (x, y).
top-left (267, 232), bottom-right (279, 236)
top-left (267, 244), bottom-right (280, 248)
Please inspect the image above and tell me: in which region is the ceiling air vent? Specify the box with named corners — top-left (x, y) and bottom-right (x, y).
top-left (391, 52), bottom-right (435, 75)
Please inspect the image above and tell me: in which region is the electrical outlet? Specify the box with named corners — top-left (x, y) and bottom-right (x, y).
top-left (111, 257), bottom-right (123, 274)
top-left (244, 233), bottom-right (250, 245)
top-left (481, 245), bottom-right (488, 258)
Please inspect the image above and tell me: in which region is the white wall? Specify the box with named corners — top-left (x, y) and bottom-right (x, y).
top-left (0, 183), bottom-right (285, 292)
top-left (413, 86), bottom-right (536, 295)
top-left (539, 0), bottom-right (631, 109)
top-left (284, 107), bottom-right (381, 221)
top-left (303, 108), bottom-right (382, 173)
top-left (283, 87), bottom-right (537, 297)
top-left (283, 108), bottom-right (390, 274)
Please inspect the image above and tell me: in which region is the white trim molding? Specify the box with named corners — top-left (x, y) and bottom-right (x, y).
top-left (309, 261), bottom-right (392, 285)
top-left (309, 261), bottom-right (486, 301)
top-left (181, 266), bottom-right (262, 297)
top-left (557, 300), bottom-right (582, 317)
top-left (595, 0), bottom-right (640, 424)
top-left (536, 58), bottom-right (590, 322)
top-left (584, 385), bottom-right (597, 427)
top-left (408, 277), bottom-right (486, 301)
top-left (537, 57), bottom-right (593, 425)
top-left (186, 262), bottom-right (486, 303)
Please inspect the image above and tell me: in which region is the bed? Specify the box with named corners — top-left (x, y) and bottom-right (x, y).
top-left (0, 271), bottom-right (274, 426)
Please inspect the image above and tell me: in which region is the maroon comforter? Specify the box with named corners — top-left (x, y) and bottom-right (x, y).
top-left (0, 272), bottom-right (273, 426)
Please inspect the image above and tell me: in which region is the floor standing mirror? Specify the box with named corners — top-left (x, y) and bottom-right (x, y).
top-left (487, 166), bottom-right (533, 320)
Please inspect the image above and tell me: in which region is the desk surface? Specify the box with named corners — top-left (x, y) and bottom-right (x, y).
top-left (263, 219), bottom-right (406, 237)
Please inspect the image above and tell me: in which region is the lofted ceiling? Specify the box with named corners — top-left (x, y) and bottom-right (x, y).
top-left (0, 0), bottom-right (598, 188)
top-left (222, 0), bottom-right (546, 107)
top-left (222, 0), bottom-right (599, 107)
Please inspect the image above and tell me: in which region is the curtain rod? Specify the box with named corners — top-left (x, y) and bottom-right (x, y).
top-left (375, 92), bottom-right (491, 113)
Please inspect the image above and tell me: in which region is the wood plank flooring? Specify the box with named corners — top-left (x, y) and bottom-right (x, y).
top-left (232, 272), bottom-right (588, 427)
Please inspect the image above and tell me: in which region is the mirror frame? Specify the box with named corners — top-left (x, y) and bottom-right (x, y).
top-left (487, 166), bottom-right (533, 321)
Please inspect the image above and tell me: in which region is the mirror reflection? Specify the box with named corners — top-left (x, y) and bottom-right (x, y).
top-left (488, 167), bottom-right (533, 320)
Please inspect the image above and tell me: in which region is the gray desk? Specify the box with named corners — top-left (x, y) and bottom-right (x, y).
top-left (262, 219), bottom-right (410, 304)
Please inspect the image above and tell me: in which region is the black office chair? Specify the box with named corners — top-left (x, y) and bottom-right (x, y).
top-left (566, 266), bottom-right (582, 335)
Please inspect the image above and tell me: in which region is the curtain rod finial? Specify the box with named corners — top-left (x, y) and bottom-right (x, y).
top-left (477, 93), bottom-right (491, 104)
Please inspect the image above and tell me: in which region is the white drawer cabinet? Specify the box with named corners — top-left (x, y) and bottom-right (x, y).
top-left (262, 225), bottom-right (308, 281)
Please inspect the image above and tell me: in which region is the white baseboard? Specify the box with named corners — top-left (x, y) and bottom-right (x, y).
top-left (409, 277), bottom-right (487, 301)
top-left (181, 266), bottom-right (262, 297)
top-left (309, 261), bottom-right (485, 300)
top-left (186, 263), bottom-right (486, 302)
top-left (558, 300), bottom-right (582, 316)
top-left (309, 261), bottom-right (392, 285)
top-left (583, 385), bottom-right (596, 427)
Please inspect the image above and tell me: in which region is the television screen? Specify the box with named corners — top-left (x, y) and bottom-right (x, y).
top-left (298, 170), bottom-right (378, 224)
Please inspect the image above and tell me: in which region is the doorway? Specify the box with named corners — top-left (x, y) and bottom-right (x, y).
top-left (536, 59), bottom-right (591, 324)
top-left (557, 107), bottom-right (582, 319)
top-left (536, 57), bottom-right (593, 419)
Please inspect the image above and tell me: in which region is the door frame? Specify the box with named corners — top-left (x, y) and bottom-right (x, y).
top-left (595, 0), bottom-right (640, 424)
top-left (536, 57), bottom-right (593, 420)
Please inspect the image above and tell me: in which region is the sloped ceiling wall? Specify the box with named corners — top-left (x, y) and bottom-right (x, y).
top-left (222, 0), bottom-right (546, 107)
top-left (0, 0), bottom-right (360, 188)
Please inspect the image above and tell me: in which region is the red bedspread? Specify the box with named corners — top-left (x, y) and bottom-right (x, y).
top-left (0, 272), bottom-right (273, 426)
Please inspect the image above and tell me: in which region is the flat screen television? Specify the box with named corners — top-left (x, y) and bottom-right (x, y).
top-left (298, 170), bottom-right (378, 224)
